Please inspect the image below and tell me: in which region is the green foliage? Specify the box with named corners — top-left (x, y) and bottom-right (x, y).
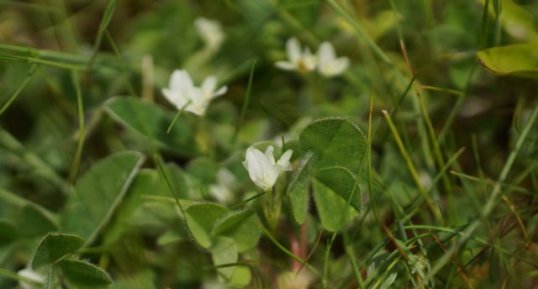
top-left (62, 151), bottom-right (145, 244)
top-left (212, 209), bottom-right (261, 252)
top-left (105, 97), bottom-right (198, 156)
top-left (0, 0), bottom-right (536, 288)
top-left (185, 203), bottom-right (229, 249)
top-left (31, 233), bottom-right (84, 269)
top-left (299, 117), bottom-right (367, 173)
top-left (477, 44), bottom-right (538, 78)
top-left (59, 259), bottom-right (113, 288)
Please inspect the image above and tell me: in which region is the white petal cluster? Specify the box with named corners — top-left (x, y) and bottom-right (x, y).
top-left (194, 17), bottom-right (225, 51)
top-left (276, 38), bottom-right (349, 77)
top-left (243, 146), bottom-right (293, 191)
top-left (317, 42), bottom-right (350, 77)
top-left (17, 267), bottom-right (45, 289)
top-left (275, 38), bottom-right (317, 73)
top-left (162, 70), bottom-right (227, 116)
top-left (209, 168), bottom-right (237, 204)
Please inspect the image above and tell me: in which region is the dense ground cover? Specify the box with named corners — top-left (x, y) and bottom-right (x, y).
top-left (0, 0), bottom-right (537, 288)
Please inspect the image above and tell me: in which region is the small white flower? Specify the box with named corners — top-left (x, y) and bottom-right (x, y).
top-left (243, 145), bottom-right (293, 191)
top-left (17, 267), bottom-right (45, 289)
top-left (317, 42), bottom-right (349, 77)
top-left (209, 168), bottom-right (236, 204)
top-left (194, 17), bottom-right (225, 51)
top-left (161, 69), bottom-right (227, 116)
top-left (275, 38), bottom-right (317, 74)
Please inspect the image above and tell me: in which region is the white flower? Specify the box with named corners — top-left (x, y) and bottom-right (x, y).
top-left (194, 17), bottom-right (225, 51)
top-left (317, 42), bottom-right (349, 77)
top-left (275, 38), bottom-right (317, 73)
top-left (17, 267), bottom-right (45, 289)
top-left (243, 145), bottom-right (293, 191)
top-left (161, 70), bottom-right (227, 116)
top-left (209, 168), bottom-right (236, 204)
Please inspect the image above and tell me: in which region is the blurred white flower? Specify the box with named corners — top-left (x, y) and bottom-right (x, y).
top-left (277, 269), bottom-right (314, 289)
top-left (275, 38), bottom-right (317, 73)
top-left (317, 42), bottom-right (349, 77)
top-left (243, 145), bottom-right (293, 191)
top-left (209, 168), bottom-right (237, 204)
top-left (17, 267), bottom-right (45, 289)
top-left (194, 17), bottom-right (225, 51)
top-left (161, 69), bottom-right (226, 116)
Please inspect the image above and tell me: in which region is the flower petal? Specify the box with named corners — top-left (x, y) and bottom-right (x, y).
top-left (333, 57), bottom-right (350, 75)
top-left (318, 42), bottom-right (335, 66)
top-left (275, 61), bottom-right (297, 71)
top-left (244, 146), bottom-right (280, 191)
top-left (264, 146), bottom-right (276, 164)
top-left (170, 69), bottom-right (193, 92)
top-left (286, 37), bottom-right (301, 63)
top-left (201, 76), bottom-right (218, 97)
top-left (212, 85), bottom-right (227, 98)
top-left (276, 149), bottom-right (293, 169)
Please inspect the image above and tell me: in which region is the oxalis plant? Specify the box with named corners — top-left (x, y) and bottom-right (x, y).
top-left (0, 1), bottom-right (537, 289)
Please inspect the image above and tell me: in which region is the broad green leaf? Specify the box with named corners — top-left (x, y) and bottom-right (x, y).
top-left (212, 210), bottom-right (261, 252)
top-left (105, 165), bottom-right (190, 244)
top-left (62, 151), bottom-right (145, 244)
top-left (314, 167), bottom-right (362, 212)
top-left (0, 219), bottom-right (18, 246)
top-left (31, 233), bottom-right (84, 269)
top-left (312, 178), bottom-right (358, 232)
top-left (477, 44), bottom-right (538, 78)
top-left (59, 259), bottom-right (112, 287)
top-left (184, 203), bottom-right (228, 248)
top-left (228, 266), bottom-right (252, 288)
top-left (210, 237), bottom-right (238, 281)
top-left (299, 117), bottom-right (367, 173)
top-left (19, 204), bottom-right (58, 238)
top-left (286, 153), bottom-right (313, 224)
top-left (104, 97), bottom-right (198, 156)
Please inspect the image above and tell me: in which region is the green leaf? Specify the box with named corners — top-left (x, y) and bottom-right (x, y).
top-left (62, 151), bottom-right (145, 244)
top-left (104, 97), bottom-right (198, 156)
top-left (210, 237), bottom-right (238, 281)
top-left (59, 259), bottom-right (112, 287)
top-left (314, 167), bottom-right (362, 212)
top-left (184, 203), bottom-right (228, 248)
top-left (297, 118), bottom-right (367, 225)
top-left (212, 210), bottom-right (261, 252)
top-left (31, 233), bottom-right (84, 270)
top-left (477, 44), bottom-right (538, 78)
top-left (286, 153), bottom-right (313, 224)
top-left (228, 266), bottom-right (252, 288)
top-left (312, 178), bottom-right (358, 232)
top-left (0, 219), bottom-right (18, 246)
top-left (104, 166), bottom-right (189, 244)
top-left (19, 204), bottom-right (58, 238)
top-left (299, 117), bottom-right (367, 173)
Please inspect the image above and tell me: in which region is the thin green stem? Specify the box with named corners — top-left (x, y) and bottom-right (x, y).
top-left (0, 64), bottom-right (37, 116)
top-left (68, 70), bottom-right (86, 183)
top-left (382, 110), bottom-right (442, 223)
top-left (233, 59), bottom-right (256, 144)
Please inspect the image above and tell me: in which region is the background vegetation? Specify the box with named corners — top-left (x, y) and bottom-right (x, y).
top-left (0, 0), bottom-right (537, 288)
